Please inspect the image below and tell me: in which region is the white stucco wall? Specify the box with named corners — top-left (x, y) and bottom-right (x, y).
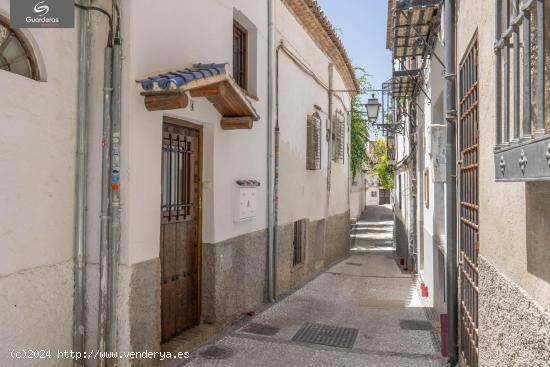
top-left (123, 0), bottom-right (269, 265)
top-left (275, 1), bottom-right (352, 225)
top-left (350, 171), bottom-right (366, 220)
top-left (364, 173), bottom-right (382, 206)
top-left (0, 2), bottom-right (79, 364)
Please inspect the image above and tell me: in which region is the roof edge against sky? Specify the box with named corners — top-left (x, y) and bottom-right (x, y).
top-left (282, 0), bottom-right (360, 95)
top-left (386, 0), bottom-right (394, 50)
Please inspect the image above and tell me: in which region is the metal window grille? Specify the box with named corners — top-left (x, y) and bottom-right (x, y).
top-left (495, 0), bottom-right (549, 143)
top-left (306, 113), bottom-right (322, 170)
top-left (161, 126), bottom-right (194, 223)
top-left (292, 219), bottom-right (306, 266)
top-left (332, 112), bottom-right (345, 164)
top-left (233, 21), bottom-right (248, 91)
top-left (458, 37), bottom-right (479, 367)
top-left (493, 1), bottom-right (550, 181)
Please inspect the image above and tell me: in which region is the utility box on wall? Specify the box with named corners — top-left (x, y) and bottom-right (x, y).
top-left (428, 124), bottom-right (447, 182)
top-left (235, 180), bottom-right (261, 221)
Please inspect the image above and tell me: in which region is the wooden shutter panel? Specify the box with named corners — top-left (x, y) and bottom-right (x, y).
top-left (306, 113), bottom-right (321, 170)
top-left (332, 112), bottom-right (345, 164)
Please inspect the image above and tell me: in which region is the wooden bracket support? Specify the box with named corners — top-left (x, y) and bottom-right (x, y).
top-left (144, 92), bottom-right (189, 111)
top-left (221, 116), bottom-right (254, 130)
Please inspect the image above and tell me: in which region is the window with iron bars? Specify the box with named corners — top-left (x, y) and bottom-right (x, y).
top-left (306, 113), bottom-right (322, 170)
top-left (332, 111), bottom-right (345, 164)
top-left (496, 0), bottom-right (550, 139)
top-left (233, 20), bottom-right (248, 91)
top-left (292, 219), bottom-right (306, 266)
top-left (161, 127), bottom-right (194, 223)
top-left (494, 0), bottom-right (550, 180)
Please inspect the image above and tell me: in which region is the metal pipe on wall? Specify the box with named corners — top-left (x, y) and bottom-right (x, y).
top-left (266, 0), bottom-right (275, 303)
top-left (107, 37), bottom-right (122, 361)
top-left (97, 46), bottom-right (113, 365)
top-left (409, 104), bottom-right (417, 272)
top-left (323, 64), bottom-right (334, 264)
top-left (444, 0), bottom-right (458, 364)
top-left (73, 3), bottom-right (91, 365)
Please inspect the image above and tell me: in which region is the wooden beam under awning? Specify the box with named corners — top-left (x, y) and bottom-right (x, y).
top-left (140, 73), bottom-right (259, 129)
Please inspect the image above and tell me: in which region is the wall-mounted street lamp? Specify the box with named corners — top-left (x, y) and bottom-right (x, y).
top-left (365, 94), bottom-right (381, 122)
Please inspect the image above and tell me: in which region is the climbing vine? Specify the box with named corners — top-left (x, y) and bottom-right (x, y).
top-left (350, 72), bottom-right (369, 179)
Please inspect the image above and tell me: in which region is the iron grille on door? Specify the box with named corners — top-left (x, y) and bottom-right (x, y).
top-left (458, 37), bottom-right (479, 367)
top-left (306, 113), bottom-right (322, 170)
top-left (292, 219), bottom-right (306, 266)
top-left (161, 128), bottom-right (195, 223)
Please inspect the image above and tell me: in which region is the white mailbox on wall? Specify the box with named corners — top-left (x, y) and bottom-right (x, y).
top-left (235, 180), bottom-right (261, 221)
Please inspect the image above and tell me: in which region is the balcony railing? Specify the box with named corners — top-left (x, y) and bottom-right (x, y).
top-left (493, 0), bottom-right (550, 181)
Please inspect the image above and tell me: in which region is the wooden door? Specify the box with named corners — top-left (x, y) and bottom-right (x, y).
top-left (458, 37), bottom-right (479, 367)
top-left (160, 119), bottom-right (202, 343)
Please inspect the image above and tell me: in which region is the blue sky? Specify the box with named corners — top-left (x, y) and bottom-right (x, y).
top-left (316, 0), bottom-right (391, 137)
top-left (316, 0), bottom-right (391, 93)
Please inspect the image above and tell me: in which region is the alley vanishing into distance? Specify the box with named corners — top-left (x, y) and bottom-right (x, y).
top-left (178, 206), bottom-right (446, 367)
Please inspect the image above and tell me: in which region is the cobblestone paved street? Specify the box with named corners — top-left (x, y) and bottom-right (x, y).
top-left (178, 205), bottom-right (446, 367)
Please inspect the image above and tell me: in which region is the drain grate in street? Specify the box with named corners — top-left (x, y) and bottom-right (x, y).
top-left (292, 322), bottom-right (358, 348)
top-left (399, 319), bottom-right (433, 331)
top-left (241, 322), bottom-right (280, 336)
top-left (345, 262), bottom-right (363, 266)
top-left (198, 345), bottom-right (234, 360)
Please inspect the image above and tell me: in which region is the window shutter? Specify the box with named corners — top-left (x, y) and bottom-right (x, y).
top-left (332, 112), bottom-right (345, 164)
top-left (306, 113), bottom-right (321, 170)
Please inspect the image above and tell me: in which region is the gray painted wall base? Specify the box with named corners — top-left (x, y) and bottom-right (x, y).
top-left (127, 258), bottom-right (161, 366)
top-left (276, 211), bottom-right (350, 298)
top-left (202, 229), bottom-right (268, 325)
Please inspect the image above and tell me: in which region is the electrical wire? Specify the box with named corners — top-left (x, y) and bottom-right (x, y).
top-left (75, 2), bottom-right (113, 45)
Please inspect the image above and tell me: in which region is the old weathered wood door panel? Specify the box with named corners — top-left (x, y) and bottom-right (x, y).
top-left (160, 119), bottom-right (202, 343)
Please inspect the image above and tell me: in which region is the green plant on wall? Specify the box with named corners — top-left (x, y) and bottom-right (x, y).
top-left (371, 139), bottom-right (394, 190)
top-left (350, 71), bottom-right (369, 179)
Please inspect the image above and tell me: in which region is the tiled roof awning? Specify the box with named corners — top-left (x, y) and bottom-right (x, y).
top-left (137, 63), bottom-right (259, 129)
top-left (392, 0), bottom-right (441, 58)
top-left (392, 69), bottom-right (421, 98)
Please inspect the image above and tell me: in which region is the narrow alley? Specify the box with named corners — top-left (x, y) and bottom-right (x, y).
top-left (3, 0), bottom-right (550, 366)
top-left (180, 205), bottom-right (445, 367)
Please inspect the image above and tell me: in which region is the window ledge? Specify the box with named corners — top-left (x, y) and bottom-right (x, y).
top-left (494, 133), bottom-right (550, 181)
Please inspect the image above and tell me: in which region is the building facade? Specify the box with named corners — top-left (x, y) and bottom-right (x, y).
top-left (387, 0), bottom-right (550, 366)
top-left (0, 0), bottom-right (356, 366)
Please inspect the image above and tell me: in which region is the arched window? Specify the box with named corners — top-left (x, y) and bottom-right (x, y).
top-left (0, 15), bottom-right (40, 80)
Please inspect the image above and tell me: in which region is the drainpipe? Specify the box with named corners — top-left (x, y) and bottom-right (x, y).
top-left (97, 46), bottom-right (113, 366)
top-left (107, 28), bottom-right (122, 360)
top-left (73, 4), bottom-right (91, 366)
top-left (409, 107), bottom-right (417, 272)
top-left (444, 0), bottom-right (458, 364)
top-left (266, 0), bottom-right (275, 303)
top-left (323, 64), bottom-right (334, 263)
